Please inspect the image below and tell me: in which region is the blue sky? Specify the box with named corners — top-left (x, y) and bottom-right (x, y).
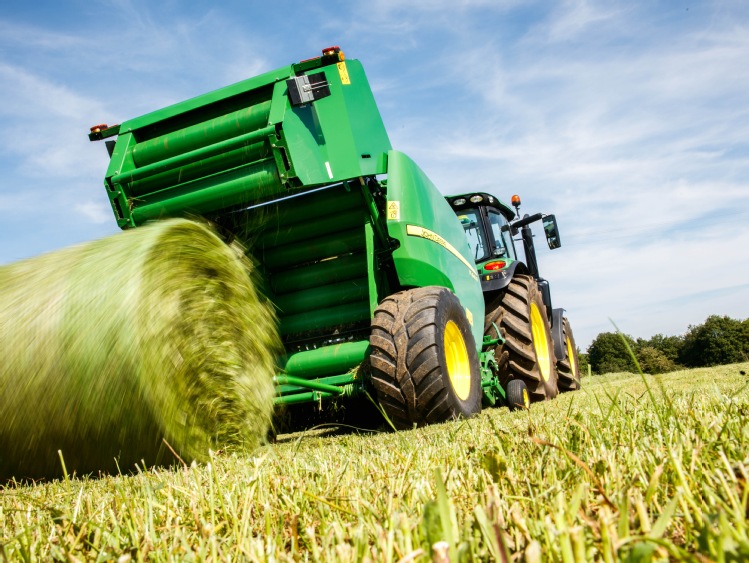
top-left (1, 0), bottom-right (748, 348)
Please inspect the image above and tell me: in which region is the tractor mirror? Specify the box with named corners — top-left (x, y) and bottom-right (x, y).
top-left (543, 215), bottom-right (561, 249)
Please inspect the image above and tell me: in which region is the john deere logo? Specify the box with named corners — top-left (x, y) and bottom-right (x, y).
top-left (406, 225), bottom-right (479, 281)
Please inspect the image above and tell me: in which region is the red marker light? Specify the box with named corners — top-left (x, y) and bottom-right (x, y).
top-left (484, 261), bottom-right (506, 271)
top-left (90, 124), bottom-right (108, 133)
top-left (322, 46), bottom-right (341, 56)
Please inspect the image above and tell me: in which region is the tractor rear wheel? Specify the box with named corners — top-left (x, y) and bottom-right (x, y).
top-left (484, 275), bottom-right (559, 401)
top-left (556, 316), bottom-right (581, 392)
top-left (369, 286), bottom-right (482, 430)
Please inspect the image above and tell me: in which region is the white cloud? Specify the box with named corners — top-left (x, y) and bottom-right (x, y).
top-left (0, 191), bottom-right (35, 212)
top-left (74, 200), bottom-right (112, 224)
top-left (0, 20), bottom-right (87, 50)
top-left (0, 63), bottom-right (104, 120)
top-left (539, 0), bottom-right (626, 43)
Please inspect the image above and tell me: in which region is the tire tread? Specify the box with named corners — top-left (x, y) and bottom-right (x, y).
top-left (370, 287), bottom-right (481, 429)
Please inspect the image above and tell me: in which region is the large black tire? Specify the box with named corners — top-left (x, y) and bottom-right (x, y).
top-left (556, 316), bottom-right (581, 392)
top-left (369, 286), bottom-right (482, 429)
top-left (484, 275), bottom-right (559, 401)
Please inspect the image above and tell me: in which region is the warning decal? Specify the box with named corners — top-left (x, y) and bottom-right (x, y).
top-left (387, 201), bottom-right (400, 221)
top-left (337, 62), bottom-right (351, 85)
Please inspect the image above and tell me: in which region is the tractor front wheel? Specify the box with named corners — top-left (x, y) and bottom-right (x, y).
top-left (484, 275), bottom-right (559, 401)
top-left (556, 316), bottom-right (581, 392)
top-left (506, 379), bottom-right (530, 411)
top-left (369, 287), bottom-right (482, 430)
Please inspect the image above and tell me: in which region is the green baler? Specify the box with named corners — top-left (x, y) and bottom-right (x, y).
top-left (90, 47), bottom-right (580, 429)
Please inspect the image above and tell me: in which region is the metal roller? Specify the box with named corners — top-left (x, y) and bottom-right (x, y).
top-left (131, 160), bottom-right (281, 224)
top-left (270, 252), bottom-right (366, 295)
top-left (132, 101), bottom-right (272, 167)
top-left (280, 300), bottom-right (370, 335)
top-left (128, 141), bottom-right (271, 197)
top-left (263, 228), bottom-right (365, 270)
top-left (274, 277), bottom-right (368, 315)
top-left (259, 209), bottom-right (363, 248)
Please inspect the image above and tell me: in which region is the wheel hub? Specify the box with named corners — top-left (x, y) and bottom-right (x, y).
top-left (444, 320), bottom-right (471, 400)
top-left (566, 333), bottom-right (577, 375)
top-left (529, 302), bottom-right (551, 382)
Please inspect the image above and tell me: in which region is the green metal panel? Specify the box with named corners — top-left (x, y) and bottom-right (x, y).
top-left (274, 278), bottom-right (368, 315)
top-left (259, 211), bottom-right (362, 248)
top-left (283, 340), bottom-right (369, 378)
top-left (202, 181), bottom-right (375, 392)
top-left (263, 228), bottom-right (364, 270)
top-left (259, 180), bottom-right (364, 229)
top-left (385, 150), bottom-right (485, 350)
top-left (269, 251), bottom-right (366, 295)
top-left (104, 132), bottom-right (138, 228)
top-left (364, 222), bottom-right (381, 316)
top-left (279, 60), bottom-right (391, 186)
top-left (280, 301), bottom-right (371, 335)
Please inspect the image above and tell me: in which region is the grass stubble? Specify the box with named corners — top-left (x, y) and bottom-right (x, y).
top-left (1, 359), bottom-right (747, 561)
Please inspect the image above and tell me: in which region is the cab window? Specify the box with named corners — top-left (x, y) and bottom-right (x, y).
top-left (457, 209), bottom-right (489, 262)
top-left (488, 210), bottom-right (516, 260)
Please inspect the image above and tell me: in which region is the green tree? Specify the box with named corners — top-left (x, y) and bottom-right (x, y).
top-left (636, 333), bottom-right (683, 363)
top-left (679, 315), bottom-right (749, 367)
top-left (587, 332), bottom-right (637, 374)
top-left (577, 349), bottom-right (590, 376)
top-left (636, 346), bottom-right (676, 374)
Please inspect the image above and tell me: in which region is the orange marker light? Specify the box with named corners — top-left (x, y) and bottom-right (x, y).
top-left (511, 194), bottom-right (521, 206)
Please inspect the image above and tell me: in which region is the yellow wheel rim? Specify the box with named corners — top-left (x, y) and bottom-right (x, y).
top-left (566, 333), bottom-right (577, 375)
top-left (444, 320), bottom-right (471, 400)
top-left (530, 302), bottom-right (551, 382)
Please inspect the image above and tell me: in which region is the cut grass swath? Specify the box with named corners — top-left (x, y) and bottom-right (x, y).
top-left (0, 219), bottom-right (280, 481)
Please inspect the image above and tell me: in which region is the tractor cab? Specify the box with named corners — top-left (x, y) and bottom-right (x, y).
top-left (446, 192), bottom-right (563, 301)
top-left (446, 192), bottom-right (517, 264)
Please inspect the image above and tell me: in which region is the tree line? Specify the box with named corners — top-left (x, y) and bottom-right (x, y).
top-left (580, 315), bottom-right (749, 375)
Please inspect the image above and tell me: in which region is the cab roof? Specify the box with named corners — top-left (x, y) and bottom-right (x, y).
top-left (446, 192), bottom-right (515, 221)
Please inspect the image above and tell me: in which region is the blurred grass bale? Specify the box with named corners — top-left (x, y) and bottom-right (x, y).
top-left (0, 218), bottom-right (280, 481)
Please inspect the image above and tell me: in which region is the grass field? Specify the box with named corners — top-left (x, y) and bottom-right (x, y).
top-left (2, 362), bottom-right (748, 561)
